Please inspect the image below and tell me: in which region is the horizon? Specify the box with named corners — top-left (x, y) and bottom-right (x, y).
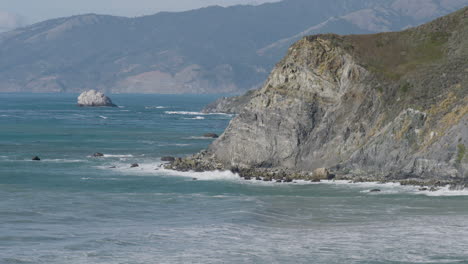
top-left (0, 0), bottom-right (279, 31)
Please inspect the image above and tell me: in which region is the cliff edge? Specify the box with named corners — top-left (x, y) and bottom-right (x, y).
top-left (167, 8), bottom-right (468, 186)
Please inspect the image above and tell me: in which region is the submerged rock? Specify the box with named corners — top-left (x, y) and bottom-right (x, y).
top-left (203, 133), bottom-right (219, 138)
top-left (370, 189), bottom-right (381, 192)
top-left (77, 90), bottom-right (116, 107)
top-left (32, 156), bottom-right (41, 161)
top-left (130, 163), bottom-right (139, 168)
top-left (161, 156), bottom-right (175, 162)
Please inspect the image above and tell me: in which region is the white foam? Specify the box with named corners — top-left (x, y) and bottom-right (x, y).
top-left (102, 154), bottom-right (134, 158)
top-left (184, 116), bottom-right (205, 120)
top-left (418, 186), bottom-right (468, 197)
top-left (164, 111), bottom-right (232, 116)
top-left (145, 106), bottom-right (167, 109)
top-left (185, 136), bottom-right (215, 140)
top-left (41, 159), bottom-right (86, 163)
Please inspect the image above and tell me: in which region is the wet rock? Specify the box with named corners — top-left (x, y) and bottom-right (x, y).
top-left (312, 168), bottom-right (330, 180)
top-left (32, 156), bottom-right (41, 161)
top-left (419, 187), bottom-right (428, 191)
top-left (192, 178), bottom-right (198, 181)
top-left (161, 156), bottom-right (175, 162)
top-left (109, 166), bottom-right (116, 169)
top-left (130, 163), bottom-right (139, 168)
top-left (93, 152), bottom-right (104, 157)
top-left (203, 133), bottom-right (219, 138)
top-left (370, 189), bottom-right (381, 192)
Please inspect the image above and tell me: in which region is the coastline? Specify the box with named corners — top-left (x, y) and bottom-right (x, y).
top-left (163, 151), bottom-right (468, 191)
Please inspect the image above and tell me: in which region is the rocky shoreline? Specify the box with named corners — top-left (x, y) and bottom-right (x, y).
top-left (163, 152), bottom-right (468, 190)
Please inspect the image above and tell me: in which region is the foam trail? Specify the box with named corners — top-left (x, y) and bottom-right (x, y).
top-left (184, 116), bottom-right (205, 120)
top-left (165, 111), bottom-right (232, 116)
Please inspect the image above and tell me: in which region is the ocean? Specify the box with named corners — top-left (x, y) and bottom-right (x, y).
top-left (1, 93), bottom-right (468, 264)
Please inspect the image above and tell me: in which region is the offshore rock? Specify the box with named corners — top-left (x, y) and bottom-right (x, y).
top-left (77, 90), bottom-right (116, 107)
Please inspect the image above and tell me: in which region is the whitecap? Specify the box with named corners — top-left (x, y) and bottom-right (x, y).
top-left (418, 186), bottom-right (468, 197)
top-left (185, 136), bottom-right (216, 140)
top-left (99, 115), bottom-right (108, 119)
top-left (41, 159), bottom-right (86, 163)
top-left (184, 116), bottom-right (205, 120)
top-left (102, 154), bottom-right (134, 158)
top-left (145, 106), bottom-right (167, 109)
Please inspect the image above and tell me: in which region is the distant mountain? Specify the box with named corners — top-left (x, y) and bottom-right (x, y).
top-left (0, 11), bottom-right (24, 33)
top-left (0, 0), bottom-right (467, 94)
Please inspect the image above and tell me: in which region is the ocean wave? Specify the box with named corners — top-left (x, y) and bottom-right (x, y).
top-left (164, 111), bottom-right (232, 116)
top-left (145, 106), bottom-right (167, 109)
top-left (40, 159), bottom-right (86, 163)
top-left (184, 116), bottom-right (205, 120)
top-left (185, 136), bottom-right (215, 140)
top-left (102, 154), bottom-right (134, 158)
top-left (99, 116), bottom-right (108, 119)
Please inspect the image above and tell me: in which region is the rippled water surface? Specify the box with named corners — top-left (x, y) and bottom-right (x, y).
top-left (1, 93), bottom-right (468, 264)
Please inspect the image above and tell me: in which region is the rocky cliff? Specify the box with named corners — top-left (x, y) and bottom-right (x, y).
top-left (167, 7), bottom-right (468, 186)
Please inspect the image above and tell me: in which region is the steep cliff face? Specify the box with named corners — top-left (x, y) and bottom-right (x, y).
top-left (170, 7), bottom-right (468, 184)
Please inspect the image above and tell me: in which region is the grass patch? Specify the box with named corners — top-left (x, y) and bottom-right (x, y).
top-left (457, 144), bottom-right (466, 164)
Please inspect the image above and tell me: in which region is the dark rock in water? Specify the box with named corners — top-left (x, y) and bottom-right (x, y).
top-left (192, 178), bottom-right (198, 181)
top-left (32, 156), bottom-right (41, 161)
top-left (255, 177), bottom-right (262, 181)
top-left (203, 133), bottom-right (219, 138)
top-left (312, 179), bottom-right (321, 182)
top-left (243, 176), bottom-right (252, 180)
top-left (161, 156), bottom-right (175, 162)
top-left (419, 187), bottom-right (428, 191)
top-left (109, 166), bottom-right (116, 169)
top-left (370, 189), bottom-right (381, 192)
top-left (429, 187), bottom-right (439, 192)
top-left (93, 153), bottom-right (104, 157)
top-left (130, 163), bottom-right (139, 168)
top-left (276, 180), bottom-right (282, 183)
top-left (284, 178), bottom-right (293, 183)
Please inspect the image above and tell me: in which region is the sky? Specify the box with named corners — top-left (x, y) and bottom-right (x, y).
top-left (0, 0), bottom-right (279, 26)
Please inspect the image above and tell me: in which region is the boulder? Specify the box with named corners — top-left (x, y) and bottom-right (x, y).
top-left (130, 163), bottom-right (139, 168)
top-left (161, 156), bottom-right (175, 162)
top-left (370, 189), bottom-right (381, 192)
top-left (77, 90), bottom-right (116, 107)
top-left (93, 152), bottom-right (104, 157)
top-left (32, 156), bottom-right (41, 161)
top-left (203, 133), bottom-right (219, 138)
top-left (312, 168), bottom-right (330, 180)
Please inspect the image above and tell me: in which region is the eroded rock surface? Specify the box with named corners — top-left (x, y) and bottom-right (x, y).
top-left (77, 90), bottom-right (116, 107)
top-left (167, 8), bottom-right (468, 187)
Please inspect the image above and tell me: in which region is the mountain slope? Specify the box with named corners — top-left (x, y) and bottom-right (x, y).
top-left (0, 0), bottom-right (467, 93)
top-left (168, 7), bottom-right (468, 186)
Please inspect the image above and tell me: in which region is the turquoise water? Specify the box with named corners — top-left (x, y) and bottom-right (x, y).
top-left (1, 93), bottom-right (468, 264)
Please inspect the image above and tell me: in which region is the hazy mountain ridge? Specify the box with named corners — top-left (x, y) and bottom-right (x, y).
top-left (0, 0), bottom-right (467, 93)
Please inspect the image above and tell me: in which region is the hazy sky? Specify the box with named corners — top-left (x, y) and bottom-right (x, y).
top-left (1, 0), bottom-right (279, 24)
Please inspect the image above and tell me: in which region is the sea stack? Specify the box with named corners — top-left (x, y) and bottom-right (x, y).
top-left (77, 90), bottom-right (116, 107)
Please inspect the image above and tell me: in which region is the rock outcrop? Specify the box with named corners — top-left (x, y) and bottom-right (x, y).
top-left (77, 90), bottom-right (116, 107)
top-left (202, 90), bottom-right (255, 114)
top-left (167, 8), bottom-right (468, 187)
